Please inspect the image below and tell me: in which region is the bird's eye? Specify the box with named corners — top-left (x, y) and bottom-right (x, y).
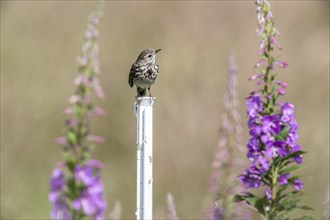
top-left (148, 54), bottom-right (152, 58)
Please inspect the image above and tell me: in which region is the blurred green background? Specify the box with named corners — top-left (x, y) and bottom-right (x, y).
top-left (1, 1), bottom-right (329, 219)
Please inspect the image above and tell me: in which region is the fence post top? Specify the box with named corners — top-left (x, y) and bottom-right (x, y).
top-left (135, 97), bottom-right (156, 106)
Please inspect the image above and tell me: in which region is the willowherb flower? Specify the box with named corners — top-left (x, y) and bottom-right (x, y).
top-left (49, 169), bottom-right (71, 220)
top-left (205, 55), bottom-right (249, 220)
top-left (209, 203), bottom-right (224, 220)
top-left (166, 192), bottom-right (179, 220)
top-left (72, 163), bottom-right (106, 219)
top-left (234, 0), bottom-right (313, 219)
top-left (49, 2), bottom-right (106, 220)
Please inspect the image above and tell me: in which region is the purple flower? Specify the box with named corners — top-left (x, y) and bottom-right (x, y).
top-left (69, 95), bottom-right (80, 104)
top-left (278, 89), bottom-right (285, 96)
top-left (49, 169), bottom-right (71, 220)
top-left (294, 155), bottom-right (303, 164)
top-left (63, 107), bottom-right (74, 114)
top-left (247, 138), bottom-right (261, 162)
top-left (278, 173), bottom-right (290, 185)
top-left (74, 74), bottom-right (90, 86)
top-left (292, 179), bottom-right (304, 190)
top-left (261, 132), bottom-right (274, 147)
top-left (273, 140), bottom-right (289, 157)
top-left (50, 196), bottom-right (71, 220)
top-left (210, 203), bottom-right (225, 220)
top-left (258, 156), bottom-right (269, 172)
top-left (270, 36), bottom-right (282, 50)
top-left (265, 187), bottom-right (272, 201)
top-left (286, 132), bottom-right (298, 146)
top-left (246, 94), bottom-right (263, 118)
top-left (240, 165), bottom-right (262, 189)
top-left (237, 0), bottom-right (307, 217)
top-left (49, 169), bottom-right (65, 201)
top-left (255, 58), bottom-right (266, 68)
top-left (88, 135), bottom-right (106, 143)
top-left (248, 73), bottom-right (263, 81)
top-left (55, 137), bottom-right (67, 145)
top-left (207, 54), bottom-right (250, 219)
top-left (73, 163), bottom-right (106, 219)
top-left (265, 145), bottom-right (278, 158)
top-left (87, 159), bottom-right (104, 169)
top-left (92, 107), bottom-right (107, 117)
top-left (77, 56), bottom-right (88, 66)
top-left (72, 181), bottom-right (106, 219)
top-left (75, 165), bottom-right (99, 187)
top-left (50, 4), bottom-right (106, 219)
top-left (249, 125), bottom-right (262, 137)
top-left (275, 60), bottom-right (288, 68)
top-left (277, 81), bottom-right (288, 88)
top-left (65, 118), bottom-right (78, 127)
top-left (247, 137), bottom-right (259, 151)
top-left (261, 115), bottom-right (280, 134)
top-left (266, 10), bottom-right (273, 19)
top-left (291, 144), bottom-right (303, 164)
top-left (92, 77), bottom-right (105, 99)
top-left (281, 103), bottom-right (295, 123)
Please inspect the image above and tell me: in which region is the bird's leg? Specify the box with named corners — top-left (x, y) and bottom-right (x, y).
top-left (136, 87), bottom-right (146, 99)
top-left (135, 88), bottom-right (140, 100)
top-left (148, 87), bottom-right (152, 97)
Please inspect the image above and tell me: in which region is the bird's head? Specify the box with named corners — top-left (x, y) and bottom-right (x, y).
top-left (137, 48), bottom-right (161, 64)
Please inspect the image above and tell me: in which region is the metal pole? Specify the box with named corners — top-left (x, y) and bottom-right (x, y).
top-left (134, 97), bottom-right (155, 220)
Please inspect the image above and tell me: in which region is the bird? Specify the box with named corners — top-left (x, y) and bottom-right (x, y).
top-left (128, 48), bottom-right (161, 97)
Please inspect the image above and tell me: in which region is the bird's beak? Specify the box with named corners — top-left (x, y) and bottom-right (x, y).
top-left (155, 49), bottom-right (161, 54)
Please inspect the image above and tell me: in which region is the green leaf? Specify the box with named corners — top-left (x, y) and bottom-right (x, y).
top-left (266, 23), bottom-right (272, 35)
top-left (87, 103), bottom-right (94, 111)
top-left (66, 130), bottom-right (77, 144)
top-left (233, 193), bottom-right (261, 207)
top-left (276, 127), bottom-right (290, 141)
top-left (268, 94), bottom-right (276, 109)
top-left (72, 209), bottom-right (85, 220)
top-left (233, 193), bottom-right (266, 215)
top-left (74, 103), bottom-right (83, 117)
top-left (66, 177), bottom-right (76, 199)
top-left (233, 194), bottom-right (245, 202)
top-left (63, 153), bottom-right (75, 172)
top-left (298, 206), bottom-right (314, 211)
top-left (81, 150), bottom-right (90, 161)
top-left (277, 183), bottom-right (290, 196)
top-left (278, 203), bottom-right (314, 220)
top-left (262, 53), bottom-right (268, 60)
top-left (278, 198), bottom-right (301, 212)
top-left (270, 74), bottom-right (275, 82)
top-left (256, 196), bottom-right (268, 216)
top-left (280, 165), bottom-right (301, 174)
top-left (277, 190), bottom-right (303, 203)
top-left (262, 174), bottom-right (271, 186)
top-left (269, 84), bottom-right (276, 97)
top-left (278, 151), bottom-right (306, 165)
top-left (293, 216), bottom-right (315, 220)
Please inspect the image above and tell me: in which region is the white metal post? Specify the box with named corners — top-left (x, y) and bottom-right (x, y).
top-left (134, 97), bottom-right (155, 220)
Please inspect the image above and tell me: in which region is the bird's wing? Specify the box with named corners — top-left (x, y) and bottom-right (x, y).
top-left (128, 63), bottom-right (138, 87)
